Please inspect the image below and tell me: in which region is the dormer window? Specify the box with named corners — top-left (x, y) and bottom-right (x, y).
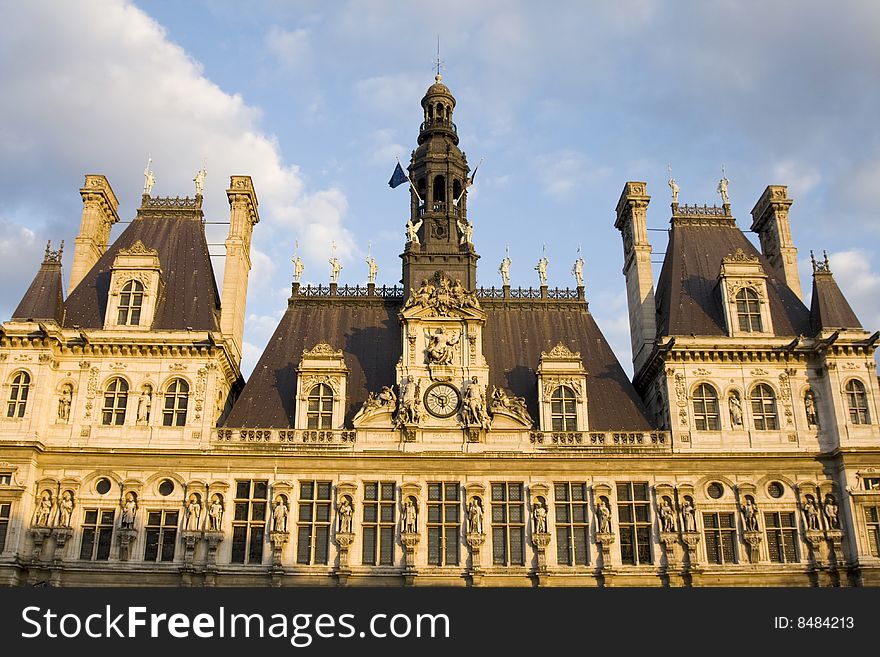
top-left (306, 384), bottom-right (334, 429)
top-left (537, 344), bottom-right (589, 433)
top-left (294, 343), bottom-right (348, 431)
top-left (117, 280), bottom-right (144, 325)
top-left (735, 288), bottom-right (763, 332)
top-left (104, 240), bottom-right (162, 330)
top-left (719, 248), bottom-right (773, 337)
top-left (550, 386), bottom-right (578, 431)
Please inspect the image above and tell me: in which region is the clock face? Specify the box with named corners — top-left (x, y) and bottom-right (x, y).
top-left (424, 382), bottom-right (461, 418)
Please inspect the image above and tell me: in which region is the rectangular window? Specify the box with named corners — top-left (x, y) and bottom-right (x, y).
top-left (865, 506), bottom-right (880, 558)
top-left (362, 482), bottom-right (395, 566)
top-left (144, 510), bottom-right (178, 562)
top-left (765, 511), bottom-right (799, 563)
top-left (617, 482), bottom-right (652, 565)
top-left (554, 482), bottom-right (589, 566)
top-left (0, 503), bottom-right (10, 552)
top-left (79, 509), bottom-right (115, 561)
top-left (703, 511), bottom-right (738, 564)
top-left (491, 482), bottom-right (525, 566)
top-left (863, 477), bottom-right (880, 491)
top-left (296, 481), bottom-right (332, 565)
top-left (0, 472), bottom-right (11, 485)
top-left (231, 479), bottom-right (267, 564)
top-left (427, 482), bottom-right (460, 566)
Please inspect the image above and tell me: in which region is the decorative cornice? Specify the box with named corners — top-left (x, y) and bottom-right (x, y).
top-left (118, 240), bottom-right (158, 257)
top-left (302, 342), bottom-right (343, 358)
top-left (540, 343), bottom-right (581, 360)
top-left (722, 248), bottom-right (760, 264)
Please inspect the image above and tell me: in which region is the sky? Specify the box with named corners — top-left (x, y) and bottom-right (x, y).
top-left (1, 0), bottom-right (879, 377)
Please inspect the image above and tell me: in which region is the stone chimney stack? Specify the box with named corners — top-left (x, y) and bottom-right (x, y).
top-left (615, 181), bottom-right (656, 375)
top-left (750, 185), bottom-right (802, 300)
top-left (220, 175), bottom-right (260, 364)
top-left (69, 174), bottom-right (119, 291)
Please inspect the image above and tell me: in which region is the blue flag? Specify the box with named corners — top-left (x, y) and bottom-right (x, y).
top-left (388, 162), bottom-right (409, 189)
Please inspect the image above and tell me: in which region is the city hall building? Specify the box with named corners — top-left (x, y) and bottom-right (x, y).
top-left (1, 76), bottom-right (879, 587)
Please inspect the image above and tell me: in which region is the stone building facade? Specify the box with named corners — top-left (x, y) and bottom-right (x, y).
top-left (1, 76), bottom-right (879, 587)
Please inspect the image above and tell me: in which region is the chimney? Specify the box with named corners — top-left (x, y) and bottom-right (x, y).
top-left (69, 175), bottom-right (119, 291)
top-left (220, 175), bottom-right (260, 363)
top-left (750, 185), bottom-right (802, 300)
top-left (615, 181), bottom-right (656, 375)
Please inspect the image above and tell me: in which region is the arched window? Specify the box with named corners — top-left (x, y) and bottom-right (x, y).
top-left (6, 371), bottom-right (30, 418)
top-left (162, 379), bottom-right (189, 427)
top-left (750, 384), bottom-right (778, 430)
top-left (550, 385), bottom-right (578, 431)
top-left (846, 379), bottom-right (870, 425)
top-left (735, 288), bottom-right (762, 332)
top-left (306, 384), bottom-right (334, 430)
top-left (117, 280), bottom-right (144, 326)
top-left (433, 175), bottom-right (446, 203)
top-left (692, 383), bottom-right (720, 430)
top-left (102, 378), bottom-right (129, 425)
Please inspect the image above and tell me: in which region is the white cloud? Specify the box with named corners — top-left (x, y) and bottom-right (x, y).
top-left (354, 74), bottom-right (425, 119)
top-left (771, 160), bottom-right (821, 197)
top-left (0, 0), bottom-right (355, 352)
top-left (265, 26), bottom-right (312, 73)
top-left (535, 150), bottom-right (612, 199)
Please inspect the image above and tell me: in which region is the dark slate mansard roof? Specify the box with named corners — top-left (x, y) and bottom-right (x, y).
top-left (12, 245), bottom-right (65, 323)
top-left (62, 202), bottom-right (221, 331)
top-left (809, 267), bottom-right (863, 333)
top-left (654, 218), bottom-right (812, 338)
top-left (225, 294), bottom-right (652, 431)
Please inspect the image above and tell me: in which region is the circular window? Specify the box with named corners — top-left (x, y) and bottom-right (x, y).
top-left (95, 478), bottom-right (112, 495)
top-left (158, 479), bottom-right (175, 496)
top-left (767, 481), bottom-right (784, 498)
top-left (707, 482), bottom-right (724, 499)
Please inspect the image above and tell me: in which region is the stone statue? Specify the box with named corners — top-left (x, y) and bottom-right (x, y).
top-left (823, 494), bottom-right (839, 529)
top-left (292, 254), bottom-right (304, 284)
top-left (728, 391), bottom-right (743, 427)
top-left (193, 165), bottom-right (207, 196)
top-left (535, 253), bottom-right (549, 286)
top-left (365, 255), bottom-right (378, 284)
top-left (121, 492), bottom-right (138, 529)
top-left (378, 386), bottom-right (397, 408)
top-left (329, 256), bottom-right (343, 284)
top-left (143, 158), bottom-right (156, 195)
top-left (185, 494), bottom-right (201, 531)
top-left (467, 497), bottom-right (483, 534)
top-left (396, 378), bottom-right (421, 426)
top-left (58, 491), bottom-right (74, 528)
top-left (33, 491), bottom-right (53, 527)
top-left (659, 497), bottom-right (675, 532)
top-left (209, 495), bottom-right (223, 531)
top-left (803, 496), bottom-right (820, 530)
top-left (533, 499), bottom-right (548, 534)
top-left (456, 218), bottom-right (473, 245)
top-left (571, 256), bottom-right (585, 287)
top-left (717, 173), bottom-right (730, 205)
top-left (338, 497), bottom-right (353, 533)
top-left (681, 498), bottom-right (697, 532)
top-left (596, 499), bottom-right (611, 533)
top-left (741, 497), bottom-right (759, 532)
top-left (403, 497), bottom-right (417, 533)
top-left (463, 377), bottom-right (490, 430)
top-left (405, 218), bottom-right (423, 245)
top-left (272, 497), bottom-right (289, 533)
top-left (425, 327), bottom-right (460, 365)
top-left (498, 253), bottom-right (511, 286)
top-left (137, 386), bottom-right (152, 424)
top-left (804, 391), bottom-right (818, 428)
top-left (58, 384), bottom-right (72, 422)
top-left (668, 176), bottom-right (679, 204)
top-left (490, 386), bottom-right (530, 424)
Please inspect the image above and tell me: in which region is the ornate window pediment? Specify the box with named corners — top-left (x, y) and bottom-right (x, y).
top-left (104, 241), bottom-right (163, 330)
top-left (294, 342), bottom-right (348, 430)
top-left (536, 343), bottom-right (588, 432)
top-left (718, 249), bottom-right (772, 337)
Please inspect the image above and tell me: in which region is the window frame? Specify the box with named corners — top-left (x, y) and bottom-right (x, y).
top-left (101, 377), bottom-right (129, 426)
top-left (143, 509), bottom-right (179, 562)
top-left (554, 482), bottom-right (589, 567)
top-left (764, 510), bottom-right (800, 563)
top-left (550, 385), bottom-right (578, 432)
top-left (362, 481), bottom-right (396, 566)
top-left (491, 482), bottom-right (525, 567)
top-left (0, 502), bottom-right (11, 552)
top-left (231, 479), bottom-right (268, 565)
top-left (616, 482), bottom-right (653, 566)
top-left (162, 378), bottom-right (189, 427)
top-left (6, 371), bottom-right (31, 418)
top-left (692, 383), bottom-right (720, 431)
top-left (427, 482), bottom-right (461, 566)
top-left (295, 481), bottom-right (332, 565)
top-left (116, 279), bottom-right (145, 326)
top-left (750, 383), bottom-right (779, 431)
top-left (735, 287), bottom-right (763, 333)
top-left (845, 379), bottom-right (871, 425)
top-left (865, 505), bottom-right (880, 558)
top-left (79, 508), bottom-right (116, 561)
top-left (702, 511), bottom-right (738, 564)
top-left (306, 383), bottom-right (334, 430)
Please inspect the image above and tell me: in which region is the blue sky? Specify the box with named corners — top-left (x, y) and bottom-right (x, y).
top-left (2, 0), bottom-right (879, 376)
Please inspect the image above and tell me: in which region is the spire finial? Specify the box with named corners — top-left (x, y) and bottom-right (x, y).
top-left (434, 35), bottom-right (444, 81)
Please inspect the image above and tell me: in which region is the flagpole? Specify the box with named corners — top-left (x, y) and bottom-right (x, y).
top-left (397, 157), bottom-right (423, 205)
top-left (455, 157), bottom-right (484, 205)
